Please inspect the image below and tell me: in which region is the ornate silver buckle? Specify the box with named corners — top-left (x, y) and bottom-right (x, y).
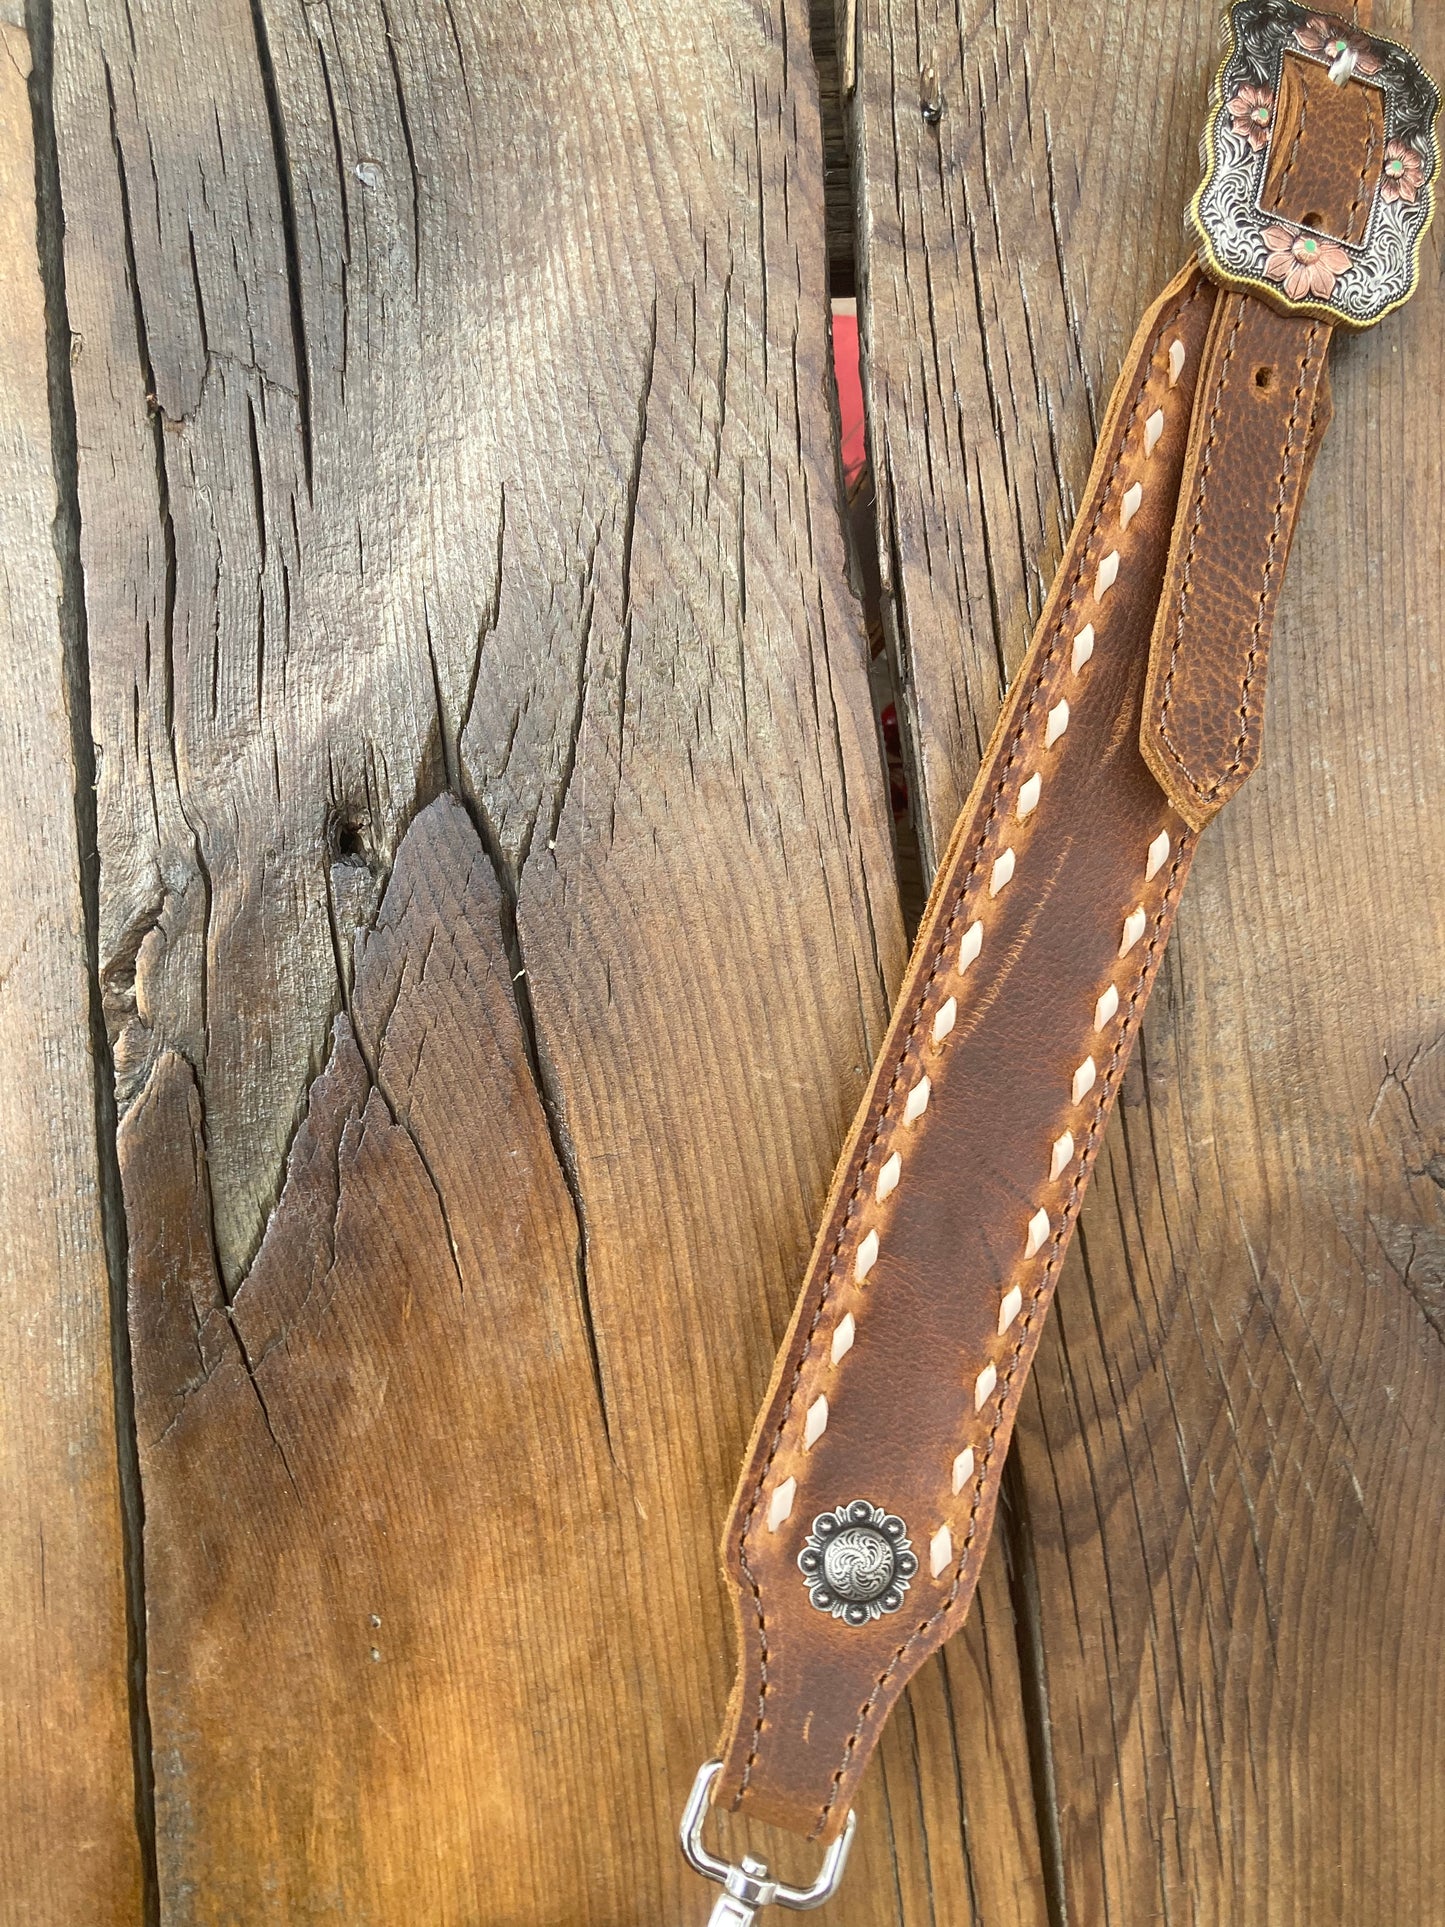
top-left (679, 1761), bottom-right (856, 1924)
top-left (1190, 0), bottom-right (1440, 328)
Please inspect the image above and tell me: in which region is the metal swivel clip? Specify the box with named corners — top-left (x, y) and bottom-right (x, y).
top-left (679, 1760), bottom-right (856, 1925)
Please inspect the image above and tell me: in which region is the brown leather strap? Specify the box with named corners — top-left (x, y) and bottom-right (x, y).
top-left (708, 3), bottom-right (1431, 1848)
top-left (716, 266), bottom-right (1243, 1838)
top-left (1261, 48), bottom-right (1385, 242)
top-left (1139, 292), bottom-right (1332, 827)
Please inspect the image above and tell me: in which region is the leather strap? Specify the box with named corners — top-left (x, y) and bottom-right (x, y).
top-left (707, 2), bottom-right (1436, 1849)
top-left (1140, 290), bottom-right (1333, 827)
top-left (716, 264), bottom-right (1247, 1839)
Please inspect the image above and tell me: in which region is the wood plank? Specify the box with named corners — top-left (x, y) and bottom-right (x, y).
top-left (29, 0), bottom-right (1045, 1914)
top-left (851, 0), bottom-right (1445, 1917)
top-left (120, 796), bottom-right (637, 1917)
top-left (0, 9), bottom-right (143, 1917)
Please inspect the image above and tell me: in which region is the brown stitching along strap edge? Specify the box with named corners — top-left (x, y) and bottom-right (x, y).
top-left (715, 263), bottom-right (1223, 1839)
top-left (1140, 292), bottom-right (1333, 828)
top-left (1137, 18), bottom-right (1393, 827)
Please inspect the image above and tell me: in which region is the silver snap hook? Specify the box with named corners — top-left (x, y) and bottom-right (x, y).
top-left (679, 1760), bottom-right (856, 1923)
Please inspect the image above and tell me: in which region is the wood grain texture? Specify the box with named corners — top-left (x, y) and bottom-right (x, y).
top-left (20, 0), bottom-right (1442, 1912)
top-left (122, 796), bottom-right (633, 1918)
top-left (34, 0), bottom-right (1023, 1916)
top-left (0, 9), bottom-right (143, 1917)
top-left (851, 0), bottom-right (1445, 1919)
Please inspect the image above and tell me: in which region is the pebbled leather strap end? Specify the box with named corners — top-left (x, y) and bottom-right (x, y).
top-left (1137, 290), bottom-right (1333, 829)
top-left (1148, 1), bottom-right (1438, 826)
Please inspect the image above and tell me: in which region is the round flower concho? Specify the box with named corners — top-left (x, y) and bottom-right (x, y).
top-left (1382, 140), bottom-right (1426, 206)
top-left (1294, 16), bottom-right (1383, 77)
top-left (798, 1501), bottom-right (918, 1625)
top-left (1263, 225), bottom-right (1352, 301)
top-left (1227, 82), bottom-right (1274, 150)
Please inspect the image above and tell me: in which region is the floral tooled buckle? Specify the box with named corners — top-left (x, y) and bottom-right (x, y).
top-left (1192, 0), bottom-right (1440, 328)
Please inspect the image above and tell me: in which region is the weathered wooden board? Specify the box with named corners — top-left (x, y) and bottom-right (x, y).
top-left (38, 0), bottom-right (1052, 1915)
top-left (16, 0), bottom-right (1442, 1914)
top-left (0, 8), bottom-right (143, 1918)
top-left (851, 0), bottom-right (1445, 1919)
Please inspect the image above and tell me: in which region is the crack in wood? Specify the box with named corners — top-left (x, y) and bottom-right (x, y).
top-left (24, 2), bottom-right (159, 1914)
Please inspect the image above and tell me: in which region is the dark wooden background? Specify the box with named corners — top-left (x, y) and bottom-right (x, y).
top-left (4, 0), bottom-right (1443, 1920)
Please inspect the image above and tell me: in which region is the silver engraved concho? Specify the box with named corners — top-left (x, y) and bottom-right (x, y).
top-left (798, 1501), bottom-right (917, 1625)
top-left (1190, 0), bottom-right (1440, 328)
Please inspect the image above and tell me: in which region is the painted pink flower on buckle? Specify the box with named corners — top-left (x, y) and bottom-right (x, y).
top-left (1381, 139), bottom-right (1425, 204)
top-left (1263, 224), bottom-right (1352, 299)
top-left (1228, 83), bottom-right (1275, 150)
top-left (1294, 16), bottom-right (1383, 77)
